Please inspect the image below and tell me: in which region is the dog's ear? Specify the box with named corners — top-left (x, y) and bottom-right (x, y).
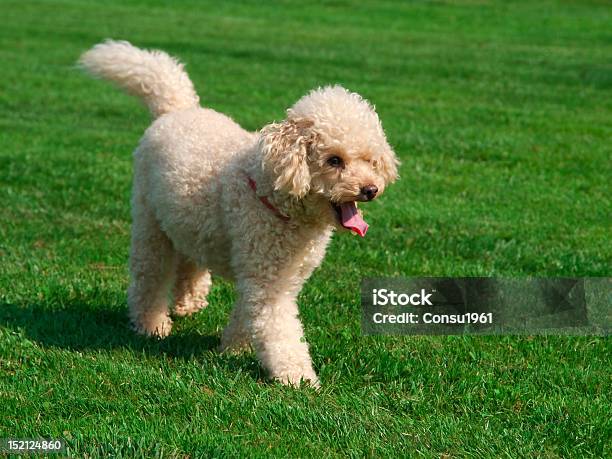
top-left (375, 145), bottom-right (400, 185)
top-left (260, 118), bottom-right (315, 198)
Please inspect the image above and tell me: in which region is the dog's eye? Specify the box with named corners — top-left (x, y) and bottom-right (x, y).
top-left (327, 156), bottom-right (344, 168)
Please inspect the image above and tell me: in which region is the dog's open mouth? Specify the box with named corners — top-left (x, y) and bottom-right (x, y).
top-left (331, 202), bottom-right (369, 237)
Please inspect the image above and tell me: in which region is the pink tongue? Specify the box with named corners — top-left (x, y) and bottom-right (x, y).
top-left (340, 202), bottom-right (368, 237)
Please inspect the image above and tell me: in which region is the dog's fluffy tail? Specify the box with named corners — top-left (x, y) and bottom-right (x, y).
top-left (79, 40), bottom-right (200, 118)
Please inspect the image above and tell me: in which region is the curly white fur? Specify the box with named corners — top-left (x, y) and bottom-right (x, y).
top-left (80, 40), bottom-right (398, 387)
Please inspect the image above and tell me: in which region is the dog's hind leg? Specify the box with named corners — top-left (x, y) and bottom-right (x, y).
top-left (172, 255), bottom-right (212, 317)
top-left (127, 205), bottom-right (177, 338)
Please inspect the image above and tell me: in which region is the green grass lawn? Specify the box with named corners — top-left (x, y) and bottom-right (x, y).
top-left (1, 0), bottom-right (611, 456)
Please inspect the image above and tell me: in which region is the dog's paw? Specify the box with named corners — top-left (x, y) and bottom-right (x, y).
top-left (218, 341), bottom-right (252, 354)
top-left (131, 313), bottom-right (173, 339)
top-left (272, 368), bottom-right (320, 389)
top-left (219, 321), bottom-right (251, 353)
top-left (218, 334), bottom-right (251, 354)
top-left (173, 298), bottom-right (208, 317)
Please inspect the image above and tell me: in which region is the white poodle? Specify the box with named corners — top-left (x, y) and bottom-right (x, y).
top-left (79, 40), bottom-right (398, 387)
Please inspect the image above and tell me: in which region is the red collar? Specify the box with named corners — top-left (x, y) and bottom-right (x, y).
top-left (247, 177), bottom-right (290, 222)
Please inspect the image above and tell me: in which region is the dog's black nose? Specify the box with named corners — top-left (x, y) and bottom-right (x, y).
top-left (361, 185), bottom-right (378, 201)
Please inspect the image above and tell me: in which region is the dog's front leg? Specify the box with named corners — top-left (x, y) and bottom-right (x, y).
top-left (219, 301), bottom-right (251, 353)
top-left (235, 278), bottom-right (319, 388)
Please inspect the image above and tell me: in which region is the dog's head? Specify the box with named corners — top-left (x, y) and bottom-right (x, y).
top-left (260, 85), bottom-right (399, 236)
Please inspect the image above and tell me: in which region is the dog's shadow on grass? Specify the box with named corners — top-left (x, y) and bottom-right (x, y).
top-left (0, 300), bottom-right (262, 379)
